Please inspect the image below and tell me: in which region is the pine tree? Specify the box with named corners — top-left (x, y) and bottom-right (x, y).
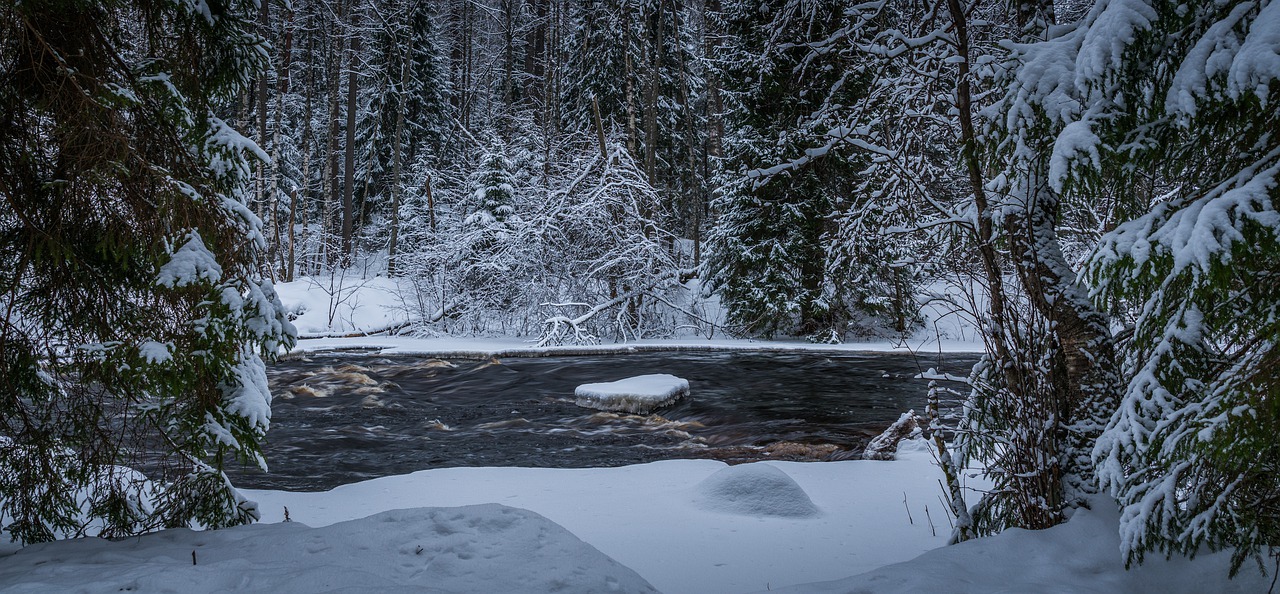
top-left (0, 0), bottom-right (295, 542)
top-left (1035, 0), bottom-right (1280, 573)
top-left (703, 0), bottom-right (866, 339)
top-left (467, 140), bottom-right (519, 227)
top-left (561, 0), bottom-right (703, 241)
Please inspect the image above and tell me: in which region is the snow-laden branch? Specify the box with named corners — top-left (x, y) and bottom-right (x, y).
top-left (535, 268), bottom-right (695, 348)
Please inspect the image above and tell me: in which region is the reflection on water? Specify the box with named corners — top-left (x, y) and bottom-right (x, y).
top-left (229, 351), bottom-right (977, 491)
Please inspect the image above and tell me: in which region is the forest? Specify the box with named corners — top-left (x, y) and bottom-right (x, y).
top-left (1, 0), bottom-right (1278, 586)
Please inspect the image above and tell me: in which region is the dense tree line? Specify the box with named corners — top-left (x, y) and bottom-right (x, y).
top-left (226, 0), bottom-right (920, 341)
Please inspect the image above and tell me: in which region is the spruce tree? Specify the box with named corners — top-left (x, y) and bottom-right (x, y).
top-left (0, 0), bottom-right (295, 542)
top-left (1044, 0), bottom-right (1280, 573)
top-left (703, 0), bottom-right (864, 339)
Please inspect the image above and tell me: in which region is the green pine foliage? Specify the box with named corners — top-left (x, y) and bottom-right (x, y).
top-left (560, 0), bottom-right (704, 240)
top-left (362, 0), bottom-right (451, 207)
top-left (986, 0), bottom-right (1280, 573)
top-left (1079, 0), bottom-right (1280, 572)
top-left (560, 0), bottom-right (640, 135)
top-left (0, 0), bottom-right (295, 543)
top-left (467, 141), bottom-right (519, 227)
top-left (704, 0), bottom-right (868, 339)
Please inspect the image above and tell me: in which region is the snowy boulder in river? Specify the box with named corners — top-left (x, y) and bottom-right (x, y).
top-left (692, 463), bottom-right (820, 518)
top-left (574, 374), bottom-right (690, 414)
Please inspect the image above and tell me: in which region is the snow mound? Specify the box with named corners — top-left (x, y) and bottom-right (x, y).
top-left (692, 463), bottom-right (820, 518)
top-left (0, 504), bottom-right (658, 594)
top-left (763, 497), bottom-right (1269, 594)
top-left (574, 373), bottom-right (690, 414)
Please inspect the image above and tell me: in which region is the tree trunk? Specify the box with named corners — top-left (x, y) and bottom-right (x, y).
top-left (341, 4), bottom-right (360, 265)
top-left (641, 0), bottom-right (662, 187)
top-left (698, 0), bottom-right (723, 269)
top-left (271, 4), bottom-right (294, 277)
top-left (287, 186), bottom-right (297, 282)
top-left (501, 0), bottom-right (516, 110)
top-left (944, 0), bottom-right (1061, 531)
top-left (425, 173), bottom-right (436, 232)
top-left (323, 0), bottom-right (345, 265)
top-left (255, 0), bottom-right (270, 225)
top-left (525, 0), bottom-right (547, 102)
top-left (622, 3), bottom-right (639, 159)
top-left (1007, 164), bottom-right (1119, 496)
top-left (387, 48), bottom-right (407, 277)
top-left (591, 96), bottom-right (608, 159)
top-left (672, 2), bottom-right (699, 265)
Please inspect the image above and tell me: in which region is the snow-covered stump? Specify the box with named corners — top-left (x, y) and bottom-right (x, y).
top-left (862, 410), bottom-right (921, 461)
top-left (573, 374), bottom-right (690, 414)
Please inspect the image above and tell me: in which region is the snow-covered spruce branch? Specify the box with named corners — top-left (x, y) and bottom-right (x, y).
top-left (536, 269), bottom-right (695, 348)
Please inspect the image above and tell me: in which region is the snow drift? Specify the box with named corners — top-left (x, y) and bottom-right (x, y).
top-left (0, 504), bottom-right (657, 594)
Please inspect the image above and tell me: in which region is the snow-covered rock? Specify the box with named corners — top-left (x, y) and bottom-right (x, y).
top-left (692, 463), bottom-right (820, 518)
top-left (0, 504), bottom-right (658, 594)
top-left (574, 373), bottom-right (690, 414)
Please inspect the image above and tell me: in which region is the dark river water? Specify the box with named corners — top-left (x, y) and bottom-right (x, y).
top-left (229, 351), bottom-right (977, 491)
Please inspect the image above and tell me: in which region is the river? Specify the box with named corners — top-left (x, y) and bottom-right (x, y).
top-left (229, 350), bottom-right (977, 491)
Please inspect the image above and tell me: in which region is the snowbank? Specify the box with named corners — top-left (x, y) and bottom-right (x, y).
top-left (236, 440), bottom-right (956, 594)
top-left (275, 275), bottom-right (409, 337)
top-left (766, 497), bottom-right (1269, 593)
top-left (0, 440), bottom-right (1263, 594)
top-left (574, 373), bottom-right (690, 413)
top-left (286, 334), bottom-right (984, 360)
top-left (0, 505), bottom-right (657, 594)
top-left (271, 272), bottom-right (986, 354)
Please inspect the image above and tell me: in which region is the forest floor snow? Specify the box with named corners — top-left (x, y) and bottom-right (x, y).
top-left (0, 440), bottom-right (1267, 593)
top-left (272, 274), bottom-right (986, 354)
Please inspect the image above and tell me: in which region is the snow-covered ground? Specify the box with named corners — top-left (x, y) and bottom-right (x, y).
top-left (0, 441), bottom-right (1265, 593)
top-left (273, 274), bottom-right (986, 354)
top-left (275, 274), bottom-right (412, 337)
top-left (4, 279), bottom-right (1261, 593)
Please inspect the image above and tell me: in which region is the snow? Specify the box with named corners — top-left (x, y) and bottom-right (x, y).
top-left (215, 348), bottom-right (273, 453)
top-left (271, 270), bottom-right (985, 354)
top-left (233, 441), bottom-right (957, 594)
top-left (287, 334), bottom-right (984, 360)
top-left (691, 463), bottom-right (820, 518)
top-left (762, 497), bottom-right (1268, 594)
top-left (0, 505), bottom-right (657, 594)
top-left (1165, 2), bottom-right (1256, 120)
top-left (1, 440), bottom-right (1264, 594)
top-left (574, 374), bottom-right (691, 414)
top-left (1049, 118), bottom-right (1102, 192)
top-left (1227, 0), bottom-right (1280, 103)
top-left (861, 411), bottom-right (920, 461)
top-left (156, 230), bottom-right (222, 288)
top-left (1074, 0), bottom-right (1158, 91)
top-left (274, 275), bottom-right (410, 337)
top-left (137, 341), bottom-right (172, 364)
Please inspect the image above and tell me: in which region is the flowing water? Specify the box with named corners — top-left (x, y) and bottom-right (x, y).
top-left (230, 350), bottom-right (978, 491)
